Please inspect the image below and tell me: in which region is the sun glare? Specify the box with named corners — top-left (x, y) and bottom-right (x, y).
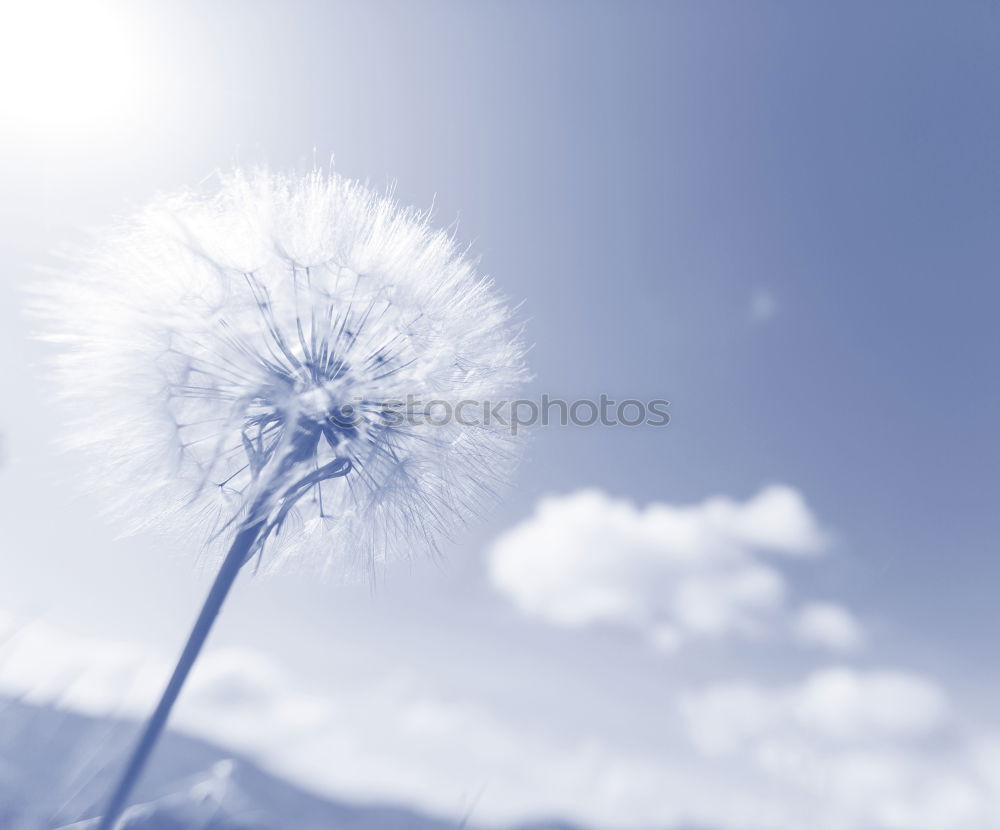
top-left (0, 1), bottom-right (147, 142)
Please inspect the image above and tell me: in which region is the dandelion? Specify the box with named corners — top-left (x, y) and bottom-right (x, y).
top-left (37, 167), bottom-right (529, 829)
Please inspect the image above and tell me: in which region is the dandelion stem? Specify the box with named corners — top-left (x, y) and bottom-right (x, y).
top-left (94, 515), bottom-right (265, 830)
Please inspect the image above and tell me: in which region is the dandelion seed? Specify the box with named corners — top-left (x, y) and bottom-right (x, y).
top-left (37, 167), bottom-right (529, 829)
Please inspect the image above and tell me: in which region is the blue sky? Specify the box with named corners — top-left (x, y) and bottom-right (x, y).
top-left (0, 2), bottom-right (998, 828)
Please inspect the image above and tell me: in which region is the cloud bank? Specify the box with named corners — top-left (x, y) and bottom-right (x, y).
top-left (679, 667), bottom-right (999, 830)
top-left (1, 610), bottom-right (999, 830)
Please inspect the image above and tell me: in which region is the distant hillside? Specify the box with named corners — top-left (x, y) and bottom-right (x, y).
top-left (0, 697), bottom-right (544, 830)
top-left (0, 697), bottom-right (712, 830)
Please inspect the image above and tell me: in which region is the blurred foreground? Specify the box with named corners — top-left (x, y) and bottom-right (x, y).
top-left (0, 697), bottom-right (591, 830)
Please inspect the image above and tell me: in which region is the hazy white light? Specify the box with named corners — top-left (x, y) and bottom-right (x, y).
top-left (0, 1), bottom-right (147, 139)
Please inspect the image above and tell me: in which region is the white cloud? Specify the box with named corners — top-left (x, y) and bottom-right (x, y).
top-left (791, 667), bottom-right (949, 741)
top-left (794, 603), bottom-right (866, 653)
top-left (488, 485), bottom-right (846, 651)
top-left (681, 667), bottom-right (950, 756)
top-left (679, 667), bottom-right (1000, 830)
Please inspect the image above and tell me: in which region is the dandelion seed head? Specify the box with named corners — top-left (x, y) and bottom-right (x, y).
top-left (39, 168), bottom-right (529, 576)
